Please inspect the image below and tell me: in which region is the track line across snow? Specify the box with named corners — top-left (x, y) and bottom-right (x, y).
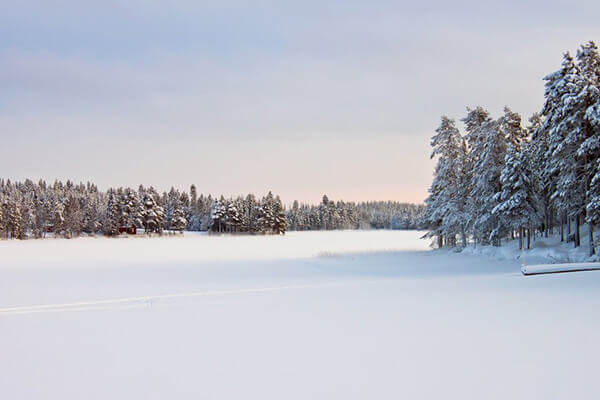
top-left (0, 281), bottom-right (366, 316)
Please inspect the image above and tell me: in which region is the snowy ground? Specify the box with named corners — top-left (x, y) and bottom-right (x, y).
top-left (461, 225), bottom-right (596, 264)
top-left (1, 230), bottom-right (600, 399)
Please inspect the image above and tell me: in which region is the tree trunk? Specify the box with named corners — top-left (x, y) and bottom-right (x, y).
top-left (590, 224), bottom-right (595, 256)
top-left (575, 215), bottom-right (581, 248)
top-left (519, 227), bottom-right (523, 250)
top-left (567, 217), bottom-right (571, 243)
top-left (560, 216), bottom-right (564, 242)
top-left (527, 227), bottom-right (531, 250)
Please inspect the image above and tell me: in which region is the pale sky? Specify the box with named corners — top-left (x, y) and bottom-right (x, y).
top-left (1, 1), bottom-right (599, 204)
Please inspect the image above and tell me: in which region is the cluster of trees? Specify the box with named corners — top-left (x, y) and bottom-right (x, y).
top-left (209, 192), bottom-right (286, 234)
top-left (287, 195), bottom-right (424, 231)
top-left (424, 41), bottom-right (600, 255)
top-left (0, 179), bottom-right (286, 239)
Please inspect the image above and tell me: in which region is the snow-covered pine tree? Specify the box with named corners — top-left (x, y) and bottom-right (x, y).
top-left (170, 197), bottom-right (188, 233)
top-left (462, 107), bottom-right (494, 244)
top-left (527, 113), bottom-right (554, 238)
top-left (470, 118), bottom-right (507, 246)
top-left (227, 200), bottom-right (243, 232)
top-left (543, 52), bottom-right (584, 246)
top-left (586, 159), bottom-right (600, 249)
top-left (210, 200), bottom-right (227, 233)
top-left (52, 198), bottom-right (65, 237)
top-left (103, 190), bottom-right (119, 236)
top-left (126, 189), bottom-right (143, 229)
top-left (164, 187), bottom-right (179, 230)
top-left (63, 195), bottom-right (82, 238)
top-left (273, 195), bottom-right (287, 235)
top-left (500, 106), bottom-right (527, 152)
top-left (6, 199), bottom-right (22, 239)
top-left (32, 191), bottom-right (46, 238)
top-left (256, 192), bottom-right (277, 233)
top-left (289, 200), bottom-right (299, 231)
top-left (241, 194), bottom-right (257, 232)
top-left (82, 196), bottom-right (100, 235)
top-left (141, 191), bottom-right (164, 234)
top-left (0, 196), bottom-right (5, 238)
top-left (493, 143), bottom-right (539, 249)
top-left (424, 116), bottom-right (467, 247)
top-left (573, 42), bottom-right (600, 255)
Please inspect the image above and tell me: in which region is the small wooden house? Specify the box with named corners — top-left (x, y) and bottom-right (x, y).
top-left (118, 225), bottom-right (137, 235)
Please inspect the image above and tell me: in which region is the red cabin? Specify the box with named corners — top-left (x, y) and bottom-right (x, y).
top-left (118, 226), bottom-right (137, 235)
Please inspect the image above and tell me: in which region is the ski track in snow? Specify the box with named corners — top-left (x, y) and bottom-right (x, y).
top-left (0, 280), bottom-right (374, 316)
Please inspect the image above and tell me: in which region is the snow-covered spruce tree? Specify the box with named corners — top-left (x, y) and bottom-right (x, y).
top-left (470, 117), bottom-right (507, 246)
top-left (527, 113), bottom-right (554, 238)
top-left (574, 42), bottom-right (600, 255)
top-left (189, 184), bottom-right (197, 211)
top-left (240, 194), bottom-right (257, 232)
top-left (424, 116), bottom-right (468, 247)
top-left (500, 106), bottom-right (527, 152)
top-left (452, 136), bottom-right (471, 246)
top-left (19, 195), bottom-right (35, 240)
top-left (544, 52), bottom-right (584, 247)
top-left (320, 195), bottom-right (330, 230)
top-left (256, 192), bottom-right (278, 234)
top-left (103, 190), bottom-right (120, 236)
top-left (496, 107), bottom-right (537, 244)
top-left (116, 188), bottom-right (129, 230)
top-left (273, 195), bottom-right (287, 235)
top-left (586, 158), bottom-right (600, 248)
top-left (141, 191), bottom-right (164, 235)
top-left (5, 199), bottom-right (22, 239)
top-left (210, 200), bottom-right (227, 233)
top-left (493, 143), bottom-right (540, 249)
top-left (82, 197), bottom-right (100, 235)
top-left (153, 191), bottom-right (165, 234)
top-left (0, 197), bottom-right (5, 238)
top-left (1, 199), bottom-right (10, 239)
top-left (63, 195), bottom-right (82, 238)
top-left (288, 200), bottom-right (299, 231)
top-left (170, 202), bottom-right (187, 233)
top-left (52, 198), bottom-right (65, 237)
top-left (226, 201), bottom-right (241, 232)
top-left (164, 187), bottom-right (179, 230)
top-left (544, 44), bottom-right (600, 252)
top-left (461, 107), bottom-right (501, 245)
top-left (127, 189), bottom-right (144, 229)
top-left (32, 191), bottom-right (46, 238)
top-left (461, 107), bottom-right (490, 244)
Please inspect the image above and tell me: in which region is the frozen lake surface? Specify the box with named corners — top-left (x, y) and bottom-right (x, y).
top-left (1, 230), bottom-right (599, 399)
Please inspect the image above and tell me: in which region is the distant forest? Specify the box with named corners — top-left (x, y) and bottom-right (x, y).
top-left (0, 179), bottom-right (424, 240)
top-left (288, 195), bottom-right (424, 231)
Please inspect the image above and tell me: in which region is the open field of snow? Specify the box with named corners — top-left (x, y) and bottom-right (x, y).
top-left (2, 230), bottom-right (600, 399)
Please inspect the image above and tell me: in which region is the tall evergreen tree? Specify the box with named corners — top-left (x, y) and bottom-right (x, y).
top-left (424, 116), bottom-right (467, 247)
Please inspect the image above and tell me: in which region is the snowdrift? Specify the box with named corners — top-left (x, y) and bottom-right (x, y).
top-left (521, 263), bottom-right (600, 275)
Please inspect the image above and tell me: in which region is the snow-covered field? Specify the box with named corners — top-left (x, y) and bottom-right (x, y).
top-left (1, 230), bottom-right (600, 399)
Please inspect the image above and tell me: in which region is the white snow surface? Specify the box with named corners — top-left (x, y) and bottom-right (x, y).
top-left (1, 230), bottom-right (600, 399)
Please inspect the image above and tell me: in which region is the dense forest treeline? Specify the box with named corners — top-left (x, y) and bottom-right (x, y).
top-left (287, 195), bottom-right (424, 231)
top-left (0, 179), bottom-right (423, 240)
top-left (424, 41), bottom-right (600, 255)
